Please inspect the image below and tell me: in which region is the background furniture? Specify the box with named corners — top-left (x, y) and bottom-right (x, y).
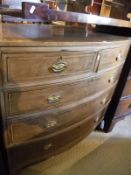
top-left (100, 0), bottom-right (131, 20)
top-left (115, 70), bottom-right (131, 118)
top-left (103, 60), bottom-right (131, 132)
top-left (1, 0), bottom-right (40, 9)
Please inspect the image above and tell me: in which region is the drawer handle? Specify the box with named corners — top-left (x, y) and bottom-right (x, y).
top-left (48, 95), bottom-right (61, 104)
top-left (44, 143), bottom-right (53, 150)
top-left (108, 77), bottom-right (114, 83)
top-left (101, 98), bottom-right (107, 105)
top-left (116, 54), bottom-right (123, 61)
top-left (94, 53), bottom-right (101, 72)
top-left (47, 120), bottom-right (57, 128)
top-left (51, 59), bottom-right (67, 73)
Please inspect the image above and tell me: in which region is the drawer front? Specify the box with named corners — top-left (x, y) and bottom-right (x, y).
top-left (8, 109), bottom-right (106, 169)
top-left (115, 98), bottom-right (131, 117)
top-left (8, 88), bottom-right (114, 144)
top-left (122, 78), bottom-right (131, 97)
top-left (98, 45), bottom-right (129, 71)
top-left (5, 68), bottom-right (121, 116)
top-left (3, 51), bottom-right (97, 84)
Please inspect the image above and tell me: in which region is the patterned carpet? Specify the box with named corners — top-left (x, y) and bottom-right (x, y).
top-left (21, 115), bottom-right (131, 175)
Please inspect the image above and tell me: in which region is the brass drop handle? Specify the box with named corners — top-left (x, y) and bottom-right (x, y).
top-left (116, 53), bottom-right (123, 61)
top-left (101, 98), bottom-right (107, 105)
top-left (51, 59), bottom-right (67, 73)
top-left (48, 95), bottom-right (61, 104)
top-left (108, 77), bottom-right (114, 83)
top-left (44, 143), bottom-right (53, 150)
top-left (47, 120), bottom-right (57, 128)
top-left (94, 53), bottom-right (101, 72)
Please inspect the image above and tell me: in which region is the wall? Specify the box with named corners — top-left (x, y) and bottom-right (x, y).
top-left (1, 0), bottom-right (40, 9)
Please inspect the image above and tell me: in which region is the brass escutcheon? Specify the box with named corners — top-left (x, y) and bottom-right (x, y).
top-left (51, 57), bottom-right (67, 73)
top-left (44, 143), bottom-right (53, 150)
top-left (116, 53), bottom-right (123, 61)
top-left (48, 95), bottom-right (61, 104)
top-left (108, 77), bottom-right (114, 83)
top-left (101, 98), bottom-right (107, 105)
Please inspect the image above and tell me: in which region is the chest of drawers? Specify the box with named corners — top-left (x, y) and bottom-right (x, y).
top-left (0, 23), bottom-right (130, 175)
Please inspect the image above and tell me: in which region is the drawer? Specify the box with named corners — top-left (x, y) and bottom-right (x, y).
top-left (7, 88), bottom-right (113, 144)
top-left (5, 68), bottom-right (121, 116)
top-left (8, 109), bottom-right (106, 169)
top-left (122, 78), bottom-right (131, 97)
top-left (3, 51), bottom-right (97, 84)
top-left (98, 45), bottom-right (129, 71)
top-left (115, 98), bottom-right (131, 117)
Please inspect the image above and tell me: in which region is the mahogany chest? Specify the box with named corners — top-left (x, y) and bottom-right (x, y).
top-left (0, 23), bottom-right (130, 175)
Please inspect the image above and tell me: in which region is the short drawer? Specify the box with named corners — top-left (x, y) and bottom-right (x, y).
top-left (3, 51), bottom-right (97, 84)
top-left (115, 97), bottom-right (131, 117)
top-left (8, 109), bottom-right (106, 169)
top-left (5, 68), bottom-right (121, 116)
top-left (122, 78), bottom-right (131, 97)
top-left (98, 45), bottom-right (129, 71)
top-left (7, 89), bottom-right (113, 144)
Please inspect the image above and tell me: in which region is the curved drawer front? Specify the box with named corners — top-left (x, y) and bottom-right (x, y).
top-left (3, 51), bottom-right (97, 84)
top-left (7, 88), bottom-right (114, 145)
top-left (3, 45), bottom-right (128, 85)
top-left (98, 45), bottom-right (129, 71)
top-left (8, 108), bottom-right (106, 169)
top-left (122, 78), bottom-right (131, 97)
top-left (5, 68), bottom-right (121, 116)
top-left (115, 98), bottom-right (131, 118)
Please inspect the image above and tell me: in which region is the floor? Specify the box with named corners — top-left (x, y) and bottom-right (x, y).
top-left (21, 115), bottom-right (131, 175)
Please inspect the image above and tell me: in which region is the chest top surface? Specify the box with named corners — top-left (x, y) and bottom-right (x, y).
top-left (0, 23), bottom-right (130, 47)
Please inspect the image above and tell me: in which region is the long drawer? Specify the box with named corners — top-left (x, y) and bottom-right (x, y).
top-left (3, 51), bottom-right (97, 84)
top-left (115, 97), bottom-right (131, 118)
top-left (2, 45), bottom-right (128, 85)
top-left (7, 88), bottom-right (114, 145)
top-left (5, 67), bottom-right (121, 117)
top-left (8, 108), bottom-right (106, 170)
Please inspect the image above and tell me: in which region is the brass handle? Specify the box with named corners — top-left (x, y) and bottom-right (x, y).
top-left (116, 53), bottom-right (123, 61)
top-left (101, 98), bottom-right (107, 105)
top-left (47, 120), bottom-right (57, 128)
top-left (108, 77), bottom-right (114, 83)
top-left (51, 59), bottom-right (67, 73)
top-left (94, 53), bottom-right (101, 72)
top-left (48, 95), bottom-right (61, 104)
top-left (44, 143), bottom-right (53, 150)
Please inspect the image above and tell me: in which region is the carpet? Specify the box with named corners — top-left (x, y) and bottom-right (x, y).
top-left (21, 115), bottom-right (131, 175)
